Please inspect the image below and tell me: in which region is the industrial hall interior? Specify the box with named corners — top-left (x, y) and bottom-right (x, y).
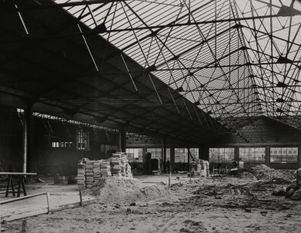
top-left (1, 0), bottom-right (301, 232)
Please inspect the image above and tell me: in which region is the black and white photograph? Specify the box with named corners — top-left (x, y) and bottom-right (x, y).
top-left (1, 0), bottom-right (301, 232)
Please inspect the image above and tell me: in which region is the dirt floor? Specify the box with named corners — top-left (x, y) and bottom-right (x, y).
top-left (2, 173), bottom-right (301, 233)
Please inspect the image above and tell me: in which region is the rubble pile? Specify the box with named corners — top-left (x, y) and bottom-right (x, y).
top-left (193, 183), bottom-right (252, 197)
top-left (91, 176), bottom-right (168, 203)
top-left (250, 164), bottom-right (294, 182)
top-left (76, 153), bottom-right (133, 189)
top-left (189, 179), bottom-right (297, 211)
top-left (273, 183), bottom-right (301, 200)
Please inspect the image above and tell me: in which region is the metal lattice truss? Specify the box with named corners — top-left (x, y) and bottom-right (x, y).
top-left (52, 0), bottom-right (301, 129)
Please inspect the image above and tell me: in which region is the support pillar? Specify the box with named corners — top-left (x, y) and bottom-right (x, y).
top-left (162, 137), bottom-right (166, 173)
top-left (299, 145), bottom-right (301, 169)
top-left (142, 147), bottom-right (147, 158)
top-left (142, 147), bottom-right (147, 169)
top-left (198, 146), bottom-right (209, 161)
top-left (234, 147), bottom-right (239, 162)
top-left (187, 148), bottom-right (190, 163)
top-left (265, 146), bottom-right (270, 167)
top-left (22, 107), bottom-right (32, 173)
top-left (118, 128), bottom-right (126, 152)
top-left (170, 147), bottom-right (175, 172)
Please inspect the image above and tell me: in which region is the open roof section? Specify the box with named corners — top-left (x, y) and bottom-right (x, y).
top-left (52, 0), bottom-right (301, 129)
top-left (0, 0), bottom-right (227, 145)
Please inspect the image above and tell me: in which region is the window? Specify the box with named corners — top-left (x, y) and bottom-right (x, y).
top-left (51, 141), bottom-right (72, 148)
top-left (239, 147), bottom-right (265, 163)
top-left (126, 148), bottom-right (143, 162)
top-left (270, 147), bottom-right (298, 163)
top-left (175, 148), bottom-right (188, 163)
top-left (76, 130), bottom-right (89, 151)
top-left (147, 148), bottom-right (162, 160)
top-left (209, 148), bottom-right (234, 163)
top-left (174, 148), bottom-right (199, 163)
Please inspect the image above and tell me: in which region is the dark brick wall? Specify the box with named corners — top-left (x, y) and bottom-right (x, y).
top-left (0, 106), bottom-right (120, 175)
top-left (31, 117), bottom-right (120, 175)
top-left (0, 107), bottom-right (23, 172)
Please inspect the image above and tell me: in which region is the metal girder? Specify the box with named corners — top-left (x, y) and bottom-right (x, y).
top-left (85, 15), bottom-right (283, 33)
top-left (4, 0), bottom-right (301, 133)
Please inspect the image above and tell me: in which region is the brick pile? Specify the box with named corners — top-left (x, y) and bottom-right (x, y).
top-left (85, 160), bottom-right (94, 188)
top-left (111, 153), bottom-right (123, 177)
top-left (93, 160), bottom-right (101, 183)
top-left (77, 153), bottom-right (133, 189)
top-left (100, 159), bottom-right (111, 177)
top-left (77, 164), bottom-right (85, 190)
top-left (110, 152), bottom-right (133, 178)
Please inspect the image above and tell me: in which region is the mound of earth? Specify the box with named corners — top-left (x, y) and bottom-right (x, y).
top-left (86, 176), bottom-right (169, 204)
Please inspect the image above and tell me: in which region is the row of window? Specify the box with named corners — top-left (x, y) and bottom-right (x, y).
top-left (270, 147), bottom-right (298, 163)
top-left (51, 130), bottom-right (90, 150)
top-left (125, 148), bottom-right (199, 163)
top-left (51, 142), bottom-right (73, 148)
top-left (209, 147), bottom-right (299, 163)
top-left (50, 135), bottom-right (299, 164)
top-left (51, 130), bottom-right (118, 152)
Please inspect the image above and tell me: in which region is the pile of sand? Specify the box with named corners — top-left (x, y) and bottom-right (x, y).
top-left (250, 165), bottom-right (295, 182)
top-left (86, 177), bottom-right (169, 204)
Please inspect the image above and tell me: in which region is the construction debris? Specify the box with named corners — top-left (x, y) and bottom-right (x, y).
top-left (272, 183), bottom-right (301, 201)
top-left (3, 171), bottom-right (301, 233)
top-left (190, 159), bottom-right (209, 177)
top-left (250, 164), bottom-right (295, 182)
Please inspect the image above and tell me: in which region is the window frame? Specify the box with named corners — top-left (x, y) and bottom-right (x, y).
top-left (76, 129), bottom-right (90, 151)
top-left (239, 147), bottom-right (265, 163)
top-left (209, 147), bottom-right (235, 163)
top-left (270, 147), bottom-right (298, 163)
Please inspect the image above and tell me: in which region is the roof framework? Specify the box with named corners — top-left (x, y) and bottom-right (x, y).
top-left (0, 0), bottom-right (229, 146)
top-left (1, 0), bottom-right (301, 144)
top-left (50, 0), bottom-right (301, 129)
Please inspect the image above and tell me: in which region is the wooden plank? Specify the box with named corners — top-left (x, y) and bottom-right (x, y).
top-left (46, 192), bottom-right (51, 214)
top-left (1, 198), bottom-right (97, 222)
top-left (0, 192), bottom-right (47, 205)
top-left (0, 172), bottom-right (37, 176)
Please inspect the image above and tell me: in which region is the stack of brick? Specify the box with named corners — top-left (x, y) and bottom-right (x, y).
top-left (85, 160), bottom-right (94, 188)
top-left (126, 163), bottom-right (133, 178)
top-left (100, 160), bottom-right (111, 177)
top-left (93, 160), bottom-right (101, 183)
top-left (111, 153), bottom-right (122, 177)
top-left (77, 164), bottom-right (85, 189)
top-left (77, 153), bottom-right (133, 189)
top-left (111, 152), bottom-right (133, 178)
top-left (120, 153), bottom-right (127, 176)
